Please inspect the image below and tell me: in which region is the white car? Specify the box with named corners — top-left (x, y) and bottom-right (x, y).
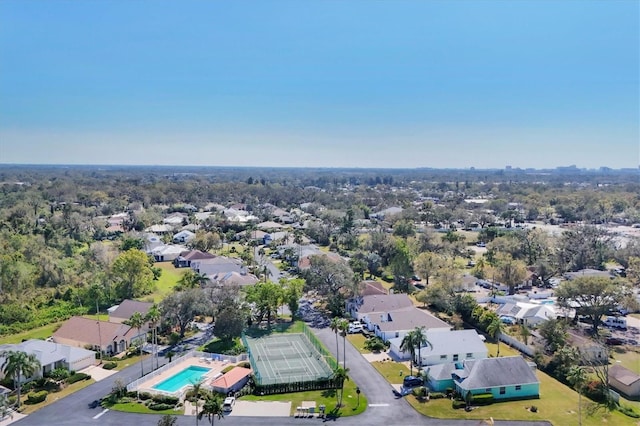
top-left (348, 322), bottom-right (364, 334)
top-left (223, 397), bottom-right (235, 412)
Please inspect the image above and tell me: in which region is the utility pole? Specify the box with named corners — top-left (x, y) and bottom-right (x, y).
top-left (96, 299), bottom-right (102, 365)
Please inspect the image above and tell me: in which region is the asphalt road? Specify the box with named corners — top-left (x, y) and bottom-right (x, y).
top-left (14, 327), bottom-right (552, 426)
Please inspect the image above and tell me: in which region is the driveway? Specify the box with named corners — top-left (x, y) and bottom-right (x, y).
top-left (228, 401), bottom-right (291, 417)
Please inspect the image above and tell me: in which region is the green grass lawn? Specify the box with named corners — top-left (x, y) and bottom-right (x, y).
top-left (20, 379), bottom-right (95, 415)
top-left (346, 334), bottom-right (369, 354)
top-left (242, 378), bottom-right (367, 417)
top-left (371, 360), bottom-right (412, 383)
top-left (0, 322), bottom-right (63, 345)
top-left (113, 353), bottom-right (150, 371)
top-left (144, 262), bottom-right (186, 303)
top-left (110, 401), bottom-right (182, 415)
top-left (610, 345), bottom-right (640, 374)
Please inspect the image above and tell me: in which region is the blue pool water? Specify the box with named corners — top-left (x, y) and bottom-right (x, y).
top-left (153, 366), bottom-right (211, 393)
top-left (540, 300), bottom-right (555, 305)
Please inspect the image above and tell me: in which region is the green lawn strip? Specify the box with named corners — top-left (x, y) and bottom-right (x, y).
top-left (113, 354), bottom-right (150, 371)
top-left (19, 379), bottom-right (95, 415)
top-left (371, 360), bottom-right (412, 383)
top-left (346, 334), bottom-right (369, 354)
top-left (241, 379), bottom-right (367, 417)
top-left (0, 322), bottom-right (63, 345)
top-left (407, 369), bottom-right (633, 426)
top-left (110, 401), bottom-right (182, 415)
top-left (611, 346), bottom-right (640, 374)
top-left (144, 262), bottom-right (186, 303)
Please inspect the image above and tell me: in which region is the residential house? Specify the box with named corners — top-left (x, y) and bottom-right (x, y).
top-left (257, 221), bottom-right (284, 231)
top-left (213, 271), bottom-right (259, 287)
top-left (567, 332), bottom-right (607, 365)
top-left (108, 299), bottom-right (153, 324)
top-left (388, 329), bottom-right (488, 366)
top-left (370, 206), bottom-right (403, 220)
top-left (357, 280), bottom-right (388, 297)
top-left (173, 230), bottom-right (196, 244)
top-left (369, 308), bottom-right (451, 341)
top-left (496, 302), bottom-right (556, 327)
top-left (174, 250), bottom-right (216, 268)
top-left (191, 256), bottom-right (246, 278)
top-left (564, 269), bottom-right (613, 281)
top-left (296, 252), bottom-right (344, 271)
top-left (151, 244), bottom-right (188, 262)
top-left (347, 294), bottom-right (414, 320)
top-left (0, 340), bottom-right (95, 382)
top-left (53, 316), bottom-right (145, 356)
top-left (426, 356), bottom-right (540, 401)
top-left (210, 367), bottom-right (252, 394)
top-left (163, 212), bottom-right (188, 227)
top-left (145, 224), bottom-right (173, 234)
top-left (609, 365), bottom-right (640, 400)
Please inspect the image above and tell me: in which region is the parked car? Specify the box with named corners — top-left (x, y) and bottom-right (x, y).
top-left (348, 321), bottom-right (364, 334)
top-left (223, 397), bottom-right (235, 412)
top-left (402, 376), bottom-right (423, 388)
top-left (606, 337), bottom-right (624, 346)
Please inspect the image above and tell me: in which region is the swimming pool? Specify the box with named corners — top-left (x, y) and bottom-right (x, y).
top-left (153, 366), bottom-right (211, 393)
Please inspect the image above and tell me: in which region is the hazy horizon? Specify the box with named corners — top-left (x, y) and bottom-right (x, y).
top-left (1, 1), bottom-right (638, 169)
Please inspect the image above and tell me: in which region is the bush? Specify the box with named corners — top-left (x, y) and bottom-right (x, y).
top-left (412, 387), bottom-right (428, 398)
top-left (47, 367), bottom-right (70, 381)
top-left (238, 361), bottom-right (251, 369)
top-left (149, 403), bottom-right (174, 411)
top-left (619, 405), bottom-right (640, 418)
top-left (452, 400), bottom-right (467, 409)
top-left (138, 392), bottom-right (153, 400)
top-left (471, 393), bottom-right (494, 405)
top-left (102, 362), bottom-right (117, 370)
top-left (221, 365), bottom-right (235, 374)
top-left (429, 392), bottom-right (445, 399)
top-left (26, 390), bottom-right (48, 404)
top-left (152, 395), bottom-right (179, 405)
top-left (364, 337), bottom-right (386, 352)
top-left (530, 405), bottom-right (538, 413)
top-left (67, 372), bottom-right (91, 384)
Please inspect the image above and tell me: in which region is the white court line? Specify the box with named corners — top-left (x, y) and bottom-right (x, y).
top-left (93, 409), bottom-right (109, 419)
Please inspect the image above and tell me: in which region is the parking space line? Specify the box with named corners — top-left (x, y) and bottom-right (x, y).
top-left (93, 409), bottom-right (109, 419)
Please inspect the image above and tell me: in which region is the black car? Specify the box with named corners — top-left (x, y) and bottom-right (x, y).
top-left (606, 337), bottom-right (624, 346)
top-left (88, 400), bottom-right (100, 409)
top-left (402, 376), bottom-right (423, 388)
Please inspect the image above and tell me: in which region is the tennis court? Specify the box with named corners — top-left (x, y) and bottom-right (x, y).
top-left (244, 333), bottom-right (334, 385)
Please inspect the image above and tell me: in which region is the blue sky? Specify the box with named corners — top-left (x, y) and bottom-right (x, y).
top-left (1, 0), bottom-right (638, 169)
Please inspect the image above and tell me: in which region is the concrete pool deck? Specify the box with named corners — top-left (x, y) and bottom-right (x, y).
top-left (135, 357), bottom-right (226, 396)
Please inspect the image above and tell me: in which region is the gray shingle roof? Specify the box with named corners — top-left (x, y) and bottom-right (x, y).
top-left (373, 307), bottom-right (450, 332)
top-left (110, 300), bottom-right (153, 321)
top-left (457, 356), bottom-right (539, 391)
top-left (418, 329), bottom-right (487, 356)
top-left (357, 294), bottom-right (414, 314)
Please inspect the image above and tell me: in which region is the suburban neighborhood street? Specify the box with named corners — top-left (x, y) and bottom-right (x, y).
top-left (12, 326), bottom-right (552, 426)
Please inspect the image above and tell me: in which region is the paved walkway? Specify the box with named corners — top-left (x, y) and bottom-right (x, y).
top-left (0, 411), bottom-right (25, 426)
top-left (79, 365), bottom-right (117, 382)
top-left (229, 401), bottom-right (291, 417)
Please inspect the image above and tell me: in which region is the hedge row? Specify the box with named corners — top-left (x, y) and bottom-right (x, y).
top-left (148, 403), bottom-right (174, 411)
top-left (26, 391), bottom-right (48, 404)
top-left (472, 393), bottom-right (494, 405)
top-left (67, 372), bottom-right (91, 384)
top-left (152, 395), bottom-right (179, 405)
top-left (102, 362), bottom-right (117, 370)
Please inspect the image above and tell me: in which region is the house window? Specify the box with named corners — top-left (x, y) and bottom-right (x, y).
top-left (515, 385), bottom-right (521, 391)
top-left (395, 332), bottom-right (399, 338)
top-left (453, 354), bottom-right (459, 361)
top-left (499, 387), bottom-right (506, 395)
top-left (466, 353), bottom-right (473, 358)
top-left (485, 388), bottom-right (491, 392)
top-left (440, 355), bottom-right (447, 360)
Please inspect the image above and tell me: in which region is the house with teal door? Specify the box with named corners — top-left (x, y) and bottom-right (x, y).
top-left (426, 356), bottom-right (540, 401)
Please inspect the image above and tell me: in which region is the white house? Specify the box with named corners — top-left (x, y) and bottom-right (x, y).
top-left (0, 340), bottom-right (96, 382)
top-left (496, 302), bottom-right (556, 327)
top-left (388, 329), bottom-right (488, 366)
top-left (173, 230), bottom-right (196, 244)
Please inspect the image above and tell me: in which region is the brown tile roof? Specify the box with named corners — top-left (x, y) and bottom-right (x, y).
top-left (110, 300), bottom-right (153, 320)
top-left (180, 250), bottom-right (216, 261)
top-left (53, 316), bottom-right (136, 347)
top-left (358, 280), bottom-right (387, 296)
top-left (211, 367), bottom-right (252, 390)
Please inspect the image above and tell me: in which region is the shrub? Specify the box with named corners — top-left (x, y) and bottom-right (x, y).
top-left (619, 405), bottom-right (640, 418)
top-left (67, 372), bottom-right (91, 384)
top-left (364, 337), bottom-right (386, 352)
top-left (452, 400), bottom-right (466, 409)
top-left (445, 388), bottom-right (454, 397)
top-left (47, 368), bottom-right (70, 381)
top-left (152, 395), bottom-right (179, 405)
top-left (26, 390), bottom-right (48, 404)
top-left (21, 381), bottom-right (37, 392)
top-left (412, 387), bottom-right (428, 398)
top-left (138, 392), bottom-right (153, 400)
top-left (221, 365), bottom-right (235, 374)
top-left (149, 403), bottom-right (174, 411)
top-left (238, 361), bottom-right (251, 369)
top-left (429, 392), bottom-right (446, 399)
top-left (471, 393), bottom-right (494, 405)
top-left (102, 362), bottom-right (117, 370)
top-left (530, 405), bottom-right (538, 413)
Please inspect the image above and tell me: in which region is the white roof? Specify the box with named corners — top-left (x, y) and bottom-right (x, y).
top-left (390, 329), bottom-right (487, 357)
top-left (0, 339), bottom-right (95, 366)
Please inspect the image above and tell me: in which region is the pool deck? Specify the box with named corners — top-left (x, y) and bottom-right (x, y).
top-left (135, 357), bottom-right (227, 396)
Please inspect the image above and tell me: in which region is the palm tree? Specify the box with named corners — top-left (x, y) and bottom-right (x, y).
top-left (567, 366), bottom-right (587, 426)
top-left (198, 394), bottom-right (224, 426)
top-left (330, 317), bottom-right (341, 366)
top-left (165, 350), bottom-right (176, 363)
top-left (338, 318), bottom-right (350, 370)
top-left (486, 317), bottom-right (505, 357)
top-left (0, 350), bottom-right (41, 409)
top-left (124, 311), bottom-right (145, 378)
top-left (190, 379), bottom-right (203, 426)
top-left (400, 331), bottom-right (417, 376)
top-left (519, 323), bottom-right (531, 346)
top-left (412, 326), bottom-right (429, 372)
top-left (146, 304), bottom-right (161, 370)
top-left (333, 366), bottom-right (350, 407)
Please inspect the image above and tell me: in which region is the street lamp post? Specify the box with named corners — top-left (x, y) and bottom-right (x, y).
top-left (356, 387), bottom-right (361, 408)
